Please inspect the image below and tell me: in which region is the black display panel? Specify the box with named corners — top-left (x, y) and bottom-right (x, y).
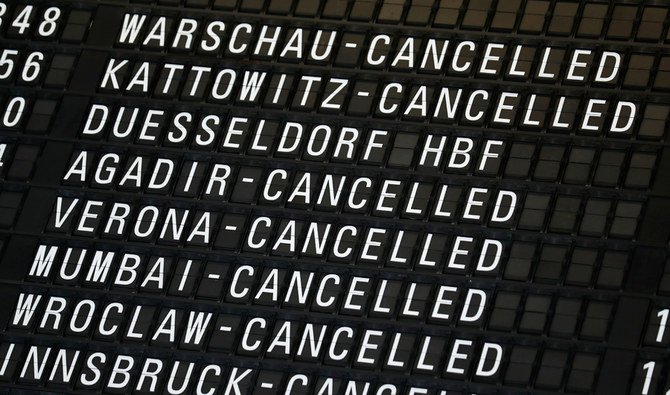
top-left (0, 1), bottom-right (669, 394)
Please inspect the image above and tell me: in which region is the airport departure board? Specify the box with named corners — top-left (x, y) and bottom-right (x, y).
top-left (0, 0), bottom-right (669, 394)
